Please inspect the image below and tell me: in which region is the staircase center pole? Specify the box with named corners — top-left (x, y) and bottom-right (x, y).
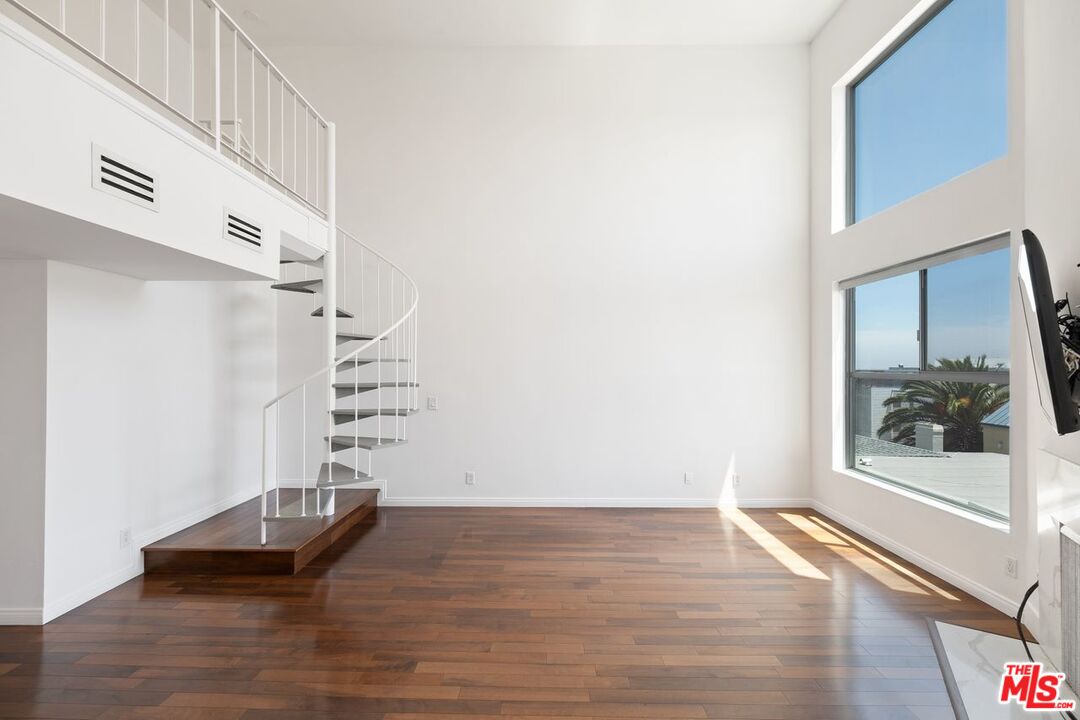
top-left (322, 122), bottom-right (338, 516)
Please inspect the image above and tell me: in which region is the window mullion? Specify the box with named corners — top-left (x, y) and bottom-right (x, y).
top-left (846, 287), bottom-right (856, 470)
top-left (919, 268), bottom-right (928, 371)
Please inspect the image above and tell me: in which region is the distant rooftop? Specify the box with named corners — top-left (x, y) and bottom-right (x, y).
top-left (854, 435), bottom-right (946, 458)
top-left (854, 451), bottom-right (1010, 520)
top-left (982, 402), bottom-right (1010, 428)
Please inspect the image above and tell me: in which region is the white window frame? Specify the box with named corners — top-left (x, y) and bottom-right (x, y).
top-left (830, 0), bottom-right (956, 232)
top-left (841, 234), bottom-right (1012, 523)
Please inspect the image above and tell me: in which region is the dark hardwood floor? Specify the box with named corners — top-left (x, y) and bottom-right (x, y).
top-left (0, 506), bottom-right (1014, 719)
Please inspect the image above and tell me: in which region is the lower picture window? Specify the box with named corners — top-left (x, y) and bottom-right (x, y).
top-left (845, 239), bottom-right (1011, 522)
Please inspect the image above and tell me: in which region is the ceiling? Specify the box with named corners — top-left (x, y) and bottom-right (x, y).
top-left (218, 0), bottom-right (844, 48)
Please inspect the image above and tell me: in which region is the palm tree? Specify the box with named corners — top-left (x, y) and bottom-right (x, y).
top-left (877, 355), bottom-right (1009, 452)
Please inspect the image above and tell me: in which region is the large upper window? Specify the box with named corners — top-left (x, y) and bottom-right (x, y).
top-left (850, 0), bottom-right (1008, 223)
top-left (846, 240), bottom-right (1010, 522)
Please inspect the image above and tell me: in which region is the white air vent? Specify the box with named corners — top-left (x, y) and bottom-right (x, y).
top-left (223, 209), bottom-right (263, 251)
top-left (91, 144), bottom-right (157, 211)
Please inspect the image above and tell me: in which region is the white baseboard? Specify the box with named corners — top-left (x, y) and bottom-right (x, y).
top-left (134, 487), bottom-right (260, 550)
top-left (379, 496), bottom-right (813, 508)
top-left (41, 563), bottom-right (142, 625)
top-left (39, 487), bottom-right (259, 625)
top-left (0, 607), bottom-right (43, 625)
top-left (811, 499), bottom-right (1019, 617)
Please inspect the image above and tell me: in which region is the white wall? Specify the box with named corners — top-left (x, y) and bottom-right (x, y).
top-left (266, 43), bottom-right (811, 505)
top-left (0, 261), bottom-right (47, 624)
top-left (808, 0), bottom-right (1031, 615)
top-left (39, 261), bottom-right (275, 622)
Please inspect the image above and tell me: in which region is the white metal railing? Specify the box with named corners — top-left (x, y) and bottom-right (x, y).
top-left (6, 0), bottom-right (327, 215)
top-left (261, 229), bottom-right (419, 543)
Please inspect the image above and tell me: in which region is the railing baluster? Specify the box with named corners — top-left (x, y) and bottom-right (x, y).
top-left (134, 0), bottom-right (140, 84)
top-left (292, 94), bottom-right (297, 191)
top-left (275, 400), bottom-right (280, 517)
top-left (99, 0), bottom-right (106, 59)
top-left (342, 232), bottom-right (348, 325)
top-left (354, 355), bottom-right (359, 478)
top-left (304, 108), bottom-right (310, 202)
top-left (301, 383), bottom-right (307, 516)
top-left (212, 4), bottom-right (220, 149)
top-left (265, 60), bottom-right (271, 176)
top-left (414, 307), bottom-right (420, 411)
top-left (250, 42), bottom-right (255, 166)
top-left (59, 0), bottom-right (65, 33)
top-left (260, 407), bottom-right (267, 545)
top-left (188, 0), bottom-right (195, 121)
top-left (359, 247), bottom-right (365, 336)
top-left (279, 78), bottom-right (285, 183)
top-left (232, 25), bottom-right (237, 153)
top-left (394, 272), bottom-right (400, 441)
top-left (377, 261), bottom-right (383, 445)
top-left (163, 0), bottom-right (169, 104)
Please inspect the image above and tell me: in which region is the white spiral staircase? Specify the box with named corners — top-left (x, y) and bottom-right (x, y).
top-left (261, 228), bottom-right (419, 543)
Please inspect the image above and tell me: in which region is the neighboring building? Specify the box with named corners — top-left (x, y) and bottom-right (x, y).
top-left (982, 402), bottom-right (1010, 454)
top-left (852, 369), bottom-right (916, 441)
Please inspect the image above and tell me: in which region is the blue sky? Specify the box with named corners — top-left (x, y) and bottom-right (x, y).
top-left (855, 248), bottom-right (1010, 370)
top-left (853, 0), bottom-right (1007, 221)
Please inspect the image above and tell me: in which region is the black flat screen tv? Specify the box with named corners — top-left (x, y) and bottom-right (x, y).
top-left (1018, 229), bottom-right (1080, 435)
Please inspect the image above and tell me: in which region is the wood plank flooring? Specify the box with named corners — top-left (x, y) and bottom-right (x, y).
top-left (0, 507), bottom-right (1015, 719)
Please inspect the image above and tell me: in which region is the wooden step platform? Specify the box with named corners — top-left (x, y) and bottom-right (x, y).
top-left (142, 488), bottom-right (378, 575)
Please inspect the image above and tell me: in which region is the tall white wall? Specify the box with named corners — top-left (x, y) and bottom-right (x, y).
top-left (39, 261), bottom-right (275, 622)
top-left (0, 261), bottom-right (47, 624)
top-left (809, 0), bottom-right (1031, 615)
top-left (268, 44), bottom-right (811, 505)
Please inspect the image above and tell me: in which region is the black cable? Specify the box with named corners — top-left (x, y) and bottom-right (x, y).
top-left (1017, 580), bottom-right (1038, 662)
top-left (1015, 580), bottom-right (1079, 720)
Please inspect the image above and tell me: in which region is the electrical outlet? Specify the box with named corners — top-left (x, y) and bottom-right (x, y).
top-left (119, 527), bottom-right (132, 549)
top-left (733, 473), bottom-right (741, 487)
top-left (683, 472), bottom-right (693, 485)
top-left (465, 471), bottom-right (476, 486)
top-left (1005, 556), bottom-right (1018, 578)
top-left (427, 395), bottom-right (438, 411)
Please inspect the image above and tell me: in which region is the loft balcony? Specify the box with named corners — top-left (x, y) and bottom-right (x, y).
top-left (0, 0), bottom-right (330, 279)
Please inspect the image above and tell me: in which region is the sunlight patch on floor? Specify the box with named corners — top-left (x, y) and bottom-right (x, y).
top-left (777, 513), bottom-right (959, 601)
top-left (719, 507), bottom-right (829, 581)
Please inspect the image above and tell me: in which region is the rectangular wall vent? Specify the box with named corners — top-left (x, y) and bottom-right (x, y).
top-left (91, 144), bottom-right (157, 211)
top-left (223, 209), bottom-right (263, 251)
